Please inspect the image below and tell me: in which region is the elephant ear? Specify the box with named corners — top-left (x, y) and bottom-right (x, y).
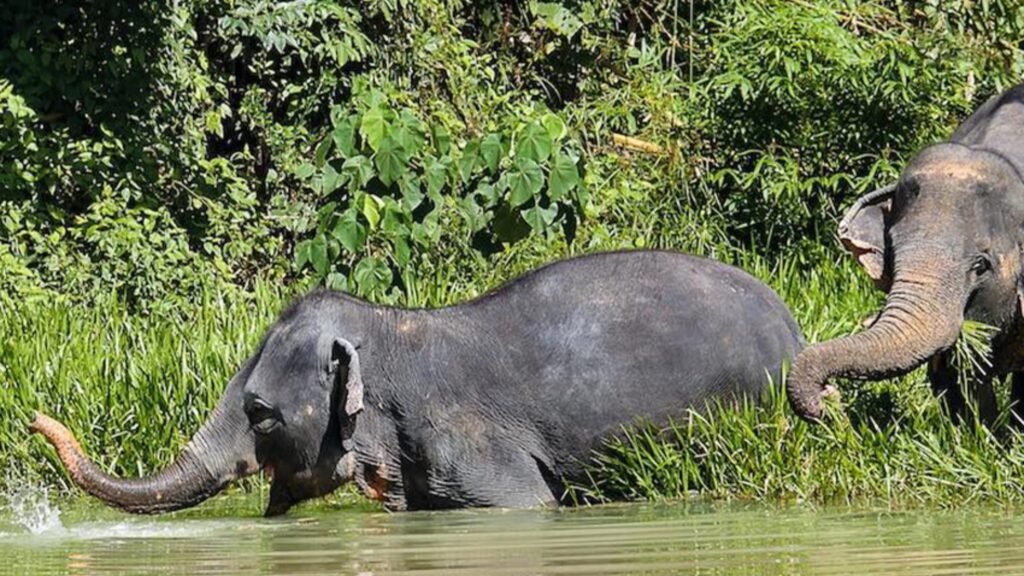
top-left (331, 337), bottom-right (364, 417)
top-left (839, 184), bottom-right (896, 289)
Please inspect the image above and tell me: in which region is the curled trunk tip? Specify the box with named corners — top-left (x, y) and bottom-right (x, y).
top-left (786, 350), bottom-right (827, 421)
top-left (29, 412), bottom-right (87, 480)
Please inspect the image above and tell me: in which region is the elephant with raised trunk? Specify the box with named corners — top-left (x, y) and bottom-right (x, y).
top-left (788, 84), bottom-right (1024, 424)
top-left (31, 250), bottom-right (802, 516)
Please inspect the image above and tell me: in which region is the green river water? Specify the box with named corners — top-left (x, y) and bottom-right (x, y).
top-left (3, 489), bottom-right (1024, 575)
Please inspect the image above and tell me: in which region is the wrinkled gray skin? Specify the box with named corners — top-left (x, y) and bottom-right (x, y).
top-left (35, 251), bottom-right (802, 516)
top-left (788, 84), bottom-right (1024, 424)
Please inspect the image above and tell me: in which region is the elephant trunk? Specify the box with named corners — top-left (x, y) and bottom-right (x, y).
top-left (30, 369), bottom-right (258, 514)
top-left (787, 248), bottom-right (964, 420)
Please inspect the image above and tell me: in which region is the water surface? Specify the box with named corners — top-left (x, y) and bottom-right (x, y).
top-left (3, 493), bottom-right (1024, 575)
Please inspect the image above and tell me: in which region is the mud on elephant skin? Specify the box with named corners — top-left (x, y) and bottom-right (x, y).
top-left (32, 250), bottom-right (803, 516)
top-left (788, 83), bottom-right (1024, 424)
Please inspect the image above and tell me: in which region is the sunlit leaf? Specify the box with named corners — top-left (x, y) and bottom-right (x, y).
top-left (332, 209), bottom-right (366, 253)
top-left (516, 123), bottom-right (552, 163)
top-left (508, 157), bottom-right (544, 206)
top-left (480, 133), bottom-right (505, 172)
top-left (360, 106), bottom-right (388, 152)
top-left (547, 151), bottom-right (579, 201)
top-left (354, 256), bottom-right (392, 296)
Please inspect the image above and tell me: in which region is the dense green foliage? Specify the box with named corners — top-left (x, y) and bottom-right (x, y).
top-left (3, 1), bottom-right (1022, 307)
top-left (2, 1), bottom-right (1024, 503)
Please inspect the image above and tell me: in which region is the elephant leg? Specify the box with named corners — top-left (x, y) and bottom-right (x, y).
top-left (457, 449), bottom-right (560, 509)
top-left (928, 351), bottom-right (997, 426)
top-left (419, 425), bottom-right (559, 509)
top-left (1011, 372), bottom-right (1024, 429)
top-left (928, 351), bottom-right (966, 423)
top-left (968, 374), bottom-right (998, 428)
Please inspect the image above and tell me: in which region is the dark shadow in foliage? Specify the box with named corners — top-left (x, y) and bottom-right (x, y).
top-left (842, 381), bottom-right (901, 430)
top-left (459, 0), bottom-right (594, 108)
top-left (459, 0), bottom-right (708, 109)
top-left (0, 0), bottom-right (172, 205)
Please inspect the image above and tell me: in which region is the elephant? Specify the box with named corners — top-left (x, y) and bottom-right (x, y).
top-left (31, 250), bottom-right (803, 516)
top-left (787, 83), bottom-right (1024, 423)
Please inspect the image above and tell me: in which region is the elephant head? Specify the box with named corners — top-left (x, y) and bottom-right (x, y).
top-left (788, 143), bottom-right (1024, 420)
top-left (31, 299), bottom-right (368, 516)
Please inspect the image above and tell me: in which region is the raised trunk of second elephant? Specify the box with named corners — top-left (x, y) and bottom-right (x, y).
top-left (788, 251), bottom-right (964, 419)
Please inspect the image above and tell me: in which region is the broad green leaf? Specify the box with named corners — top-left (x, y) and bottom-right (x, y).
top-left (321, 164), bottom-right (341, 196)
top-left (459, 196), bottom-right (489, 232)
top-left (475, 181), bottom-right (499, 207)
top-left (421, 211), bottom-right (442, 242)
top-left (516, 123), bottom-right (552, 162)
top-left (547, 151), bottom-right (579, 201)
top-left (479, 133), bottom-right (505, 172)
top-left (411, 221), bottom-right (430, 246)
top-left (424, 156), bottom-right (449, 199)
top-left (398, 174), bottom-right (424, 211)
top-left (574, 179), bottom-right (590, 206)
top-left (327, 237), bottom-right (341, 261)
top-left (531, 2), bottom-right (584, 38)
top-left (310, 234), bottom-right (329, 277)
top-left (354, 256), bottom-right (392, 296)
top-left (332, 209), bottom-right (366, 253)
top-left (342, 155), bottom-right (374, 189)
top-left (294, 162), bottom-right (316, 179)
top-left (374, 136), bottom-right (410, 186)
top-left (541, 113), bottom-right (567, 141)
top-left (295, 239), bottom-right (311, 270)
top-left (393, 236), bottom-right (411, 267)
top-left (326, 272), bottom-right (348, 291)
top-left (431, 124), bottom-right (451, 155)
top-left (394, 110), bottom-right (426, 156)
top-left (522, 203), bottom-right (558, 232)
top-left (332, 115), bottom-right (358, 158)
top-left (508, 157), bottom-right (544, 207)
top-left (316, 201), bottom-right (338, 230)
top-left (459, 140), bottom-right (481, 182)
top-left (360, 106), bottom-right (388, 152)
top-left (363, 194), bottom-right (383, 230)
top-left (382, 201), bottom-right (409, 236)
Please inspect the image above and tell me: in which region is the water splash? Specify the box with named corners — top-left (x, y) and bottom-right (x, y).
top-left (4, 481), bottom-right (65, 535)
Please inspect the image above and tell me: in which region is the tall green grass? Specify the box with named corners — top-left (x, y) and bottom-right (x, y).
top-left (6, 243), bottom-right (1024, 508)
top-left (0, 283), bottom-right (289, 485)
top-left (578, 313), bottom-right (1024, 507)
top-left (578, 369), bottom-right (1024, 508)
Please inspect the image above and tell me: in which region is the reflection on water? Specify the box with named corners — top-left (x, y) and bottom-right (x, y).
top-left (2, 495), bottom-right (1024, 575)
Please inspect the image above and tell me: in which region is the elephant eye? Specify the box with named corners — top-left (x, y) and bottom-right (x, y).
top-left (971, 255), bottom-right (993, 275)
top-left (244, 395), bottom-right (283, 435)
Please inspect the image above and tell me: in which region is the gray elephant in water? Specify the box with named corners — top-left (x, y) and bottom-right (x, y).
top-left (788, 84), bottom-right (1024, 424)
top-left (32, 250), bottom-right (803, 516)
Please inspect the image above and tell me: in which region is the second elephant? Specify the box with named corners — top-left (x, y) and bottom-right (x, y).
top-left (788, 83), bottom-right (1024, 423)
